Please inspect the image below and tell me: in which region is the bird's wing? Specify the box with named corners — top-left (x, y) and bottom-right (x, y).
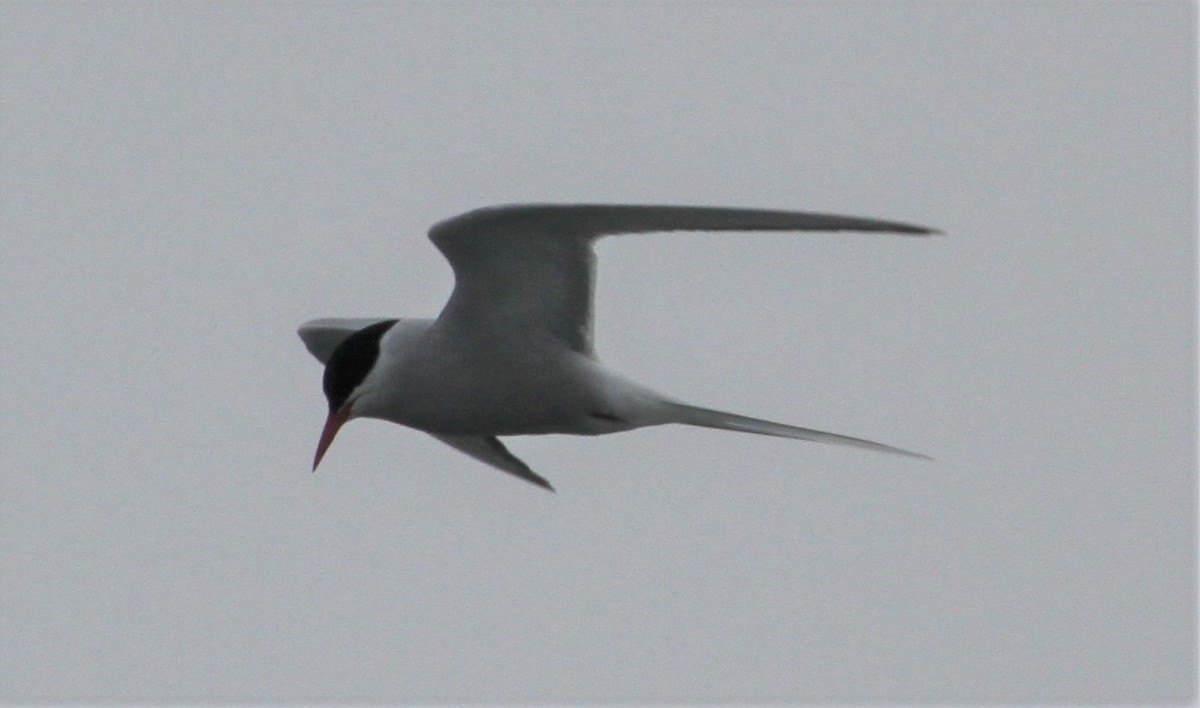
top-left (429, 433), bottom-right (554, 491)
top-left (428, 204), bottom-right (937, 355)
top-left (297, 318), bottom-right (392, 364)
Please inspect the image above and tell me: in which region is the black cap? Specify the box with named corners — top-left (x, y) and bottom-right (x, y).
top-left (322, 319), bottom-right (398, 412)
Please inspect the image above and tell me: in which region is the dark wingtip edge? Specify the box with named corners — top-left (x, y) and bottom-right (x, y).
top-left (530, 474), bottom-right (557, 493)
top-left (901, 225), bottom-right (943, 236)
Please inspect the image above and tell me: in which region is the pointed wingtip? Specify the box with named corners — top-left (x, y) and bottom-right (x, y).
top-left (862, 440), bottom-right (934, 460)
top-left (903, 225), bottom-right (942, 236)
top-left (888, 223), bottom-right (941, 236)
top-left (528, 474), bottom-right (557, 493)
top-left (877, 445), bottom-right (934, 461)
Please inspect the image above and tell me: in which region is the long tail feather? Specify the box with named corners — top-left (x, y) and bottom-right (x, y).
top-left (667, 402), bottom-right (929, 460)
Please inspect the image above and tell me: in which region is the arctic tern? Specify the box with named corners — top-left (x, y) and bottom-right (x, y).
top-left (299, 204), bottom-right (936, 491)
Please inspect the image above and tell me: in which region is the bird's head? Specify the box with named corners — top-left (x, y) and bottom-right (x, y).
top-left (312, 319), bottom-right (398, 470)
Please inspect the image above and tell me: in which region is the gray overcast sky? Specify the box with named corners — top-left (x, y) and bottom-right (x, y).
top-left (1, 1), bottom-right (1194, 703)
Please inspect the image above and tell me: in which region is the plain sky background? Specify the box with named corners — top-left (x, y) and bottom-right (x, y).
top-left (1, 1), bottom-right (1195, 704)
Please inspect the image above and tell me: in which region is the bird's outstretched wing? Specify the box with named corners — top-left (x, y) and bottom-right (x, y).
top-left (429, 433), bottom-right (554, 491)
top-left (428, 204), bottom-right (937, 355)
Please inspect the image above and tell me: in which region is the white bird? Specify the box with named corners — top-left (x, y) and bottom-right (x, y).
top-left (298, 204), bottom-right (937, 491)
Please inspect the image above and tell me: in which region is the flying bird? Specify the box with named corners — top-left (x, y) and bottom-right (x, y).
top-left (298, 204), bottom-right (936, 491)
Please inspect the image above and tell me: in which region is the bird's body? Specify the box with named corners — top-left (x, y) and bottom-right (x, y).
top-left (357, 317), bottom-right (659, 436)
top-left (299, 203), bottom-right (937, 490)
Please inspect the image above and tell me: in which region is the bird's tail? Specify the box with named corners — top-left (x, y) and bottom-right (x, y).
top-left (664, 402), bottom-right (929, 459)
